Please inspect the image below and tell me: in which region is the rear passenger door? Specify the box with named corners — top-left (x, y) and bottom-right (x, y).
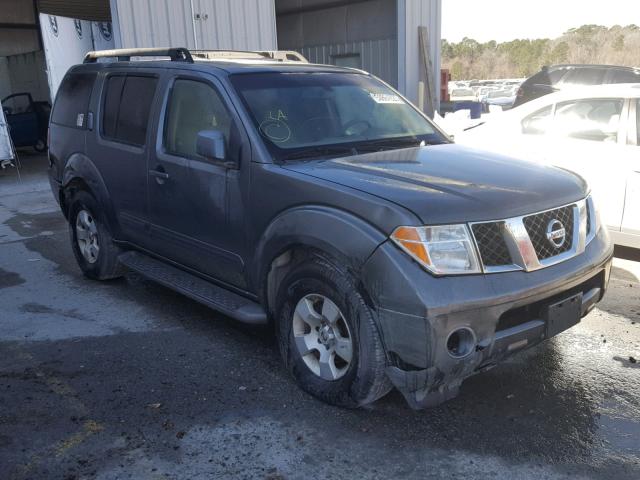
top-left (88, 71), bottom-right (160, 246)
top-left (147, 73), bottom-right (248, 287)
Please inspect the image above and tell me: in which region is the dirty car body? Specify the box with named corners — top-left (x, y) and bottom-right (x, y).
top-left (48, 48), bottom-right (613, 409)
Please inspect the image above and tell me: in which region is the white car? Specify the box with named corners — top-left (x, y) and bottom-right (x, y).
top-left (456, 84), bottom-right (640, 249)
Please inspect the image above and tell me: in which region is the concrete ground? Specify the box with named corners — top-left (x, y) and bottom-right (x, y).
top-left (1, 152), bottom-right (639, 480)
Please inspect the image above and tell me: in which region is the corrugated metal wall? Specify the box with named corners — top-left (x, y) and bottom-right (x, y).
top-left (276, 0), bottom-right (398, 86)
top-left (397, 0), bottom-right (441, 107)
top-left (111, 0), bottom-right (277, 51)
top-left (300, 39), bottom-right (398, 87)
top-left (2, 51), bottom-right (50, 102)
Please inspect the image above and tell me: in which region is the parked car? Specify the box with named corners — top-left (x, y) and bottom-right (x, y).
top-left (2, 92), bottom-right (51, 152)
top-left (513, 64), bottom-right (640, 107)
top-left (48, 48), bottom-right (612, 409)
top-left (457, 84), bottom-right (639, 249)
top-left (450, 88), bottom-right (477, 102)
top-left (482, 88), bottom-right (517, 110)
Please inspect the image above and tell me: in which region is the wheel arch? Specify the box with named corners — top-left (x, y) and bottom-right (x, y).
top-left (254, 206), bottom-right (388, 317)
top-left (61, 153), bottom-right (119, 234)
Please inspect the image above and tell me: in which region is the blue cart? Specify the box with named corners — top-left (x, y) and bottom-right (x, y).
top-left (2, 93), bottom-right (51, 152)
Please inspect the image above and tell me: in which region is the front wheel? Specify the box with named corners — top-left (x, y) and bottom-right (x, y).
top-left (276, 254), bottom-right (391, 408)
top-left (68, 190), bottom-right (123, 280)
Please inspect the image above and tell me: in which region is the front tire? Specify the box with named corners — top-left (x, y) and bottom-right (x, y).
top-left (68, 190), bottom-right (123, 280)
top-left (276, 253), bottom-right (391, 408)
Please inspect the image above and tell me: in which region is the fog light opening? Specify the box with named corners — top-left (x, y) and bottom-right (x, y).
top-left (446, 328), bottom-right (476, 358)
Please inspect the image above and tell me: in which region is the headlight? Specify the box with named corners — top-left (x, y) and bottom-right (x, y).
top-left (587, 195), bottom-right (601, 235)
top-left (390, 224), bottom-right (481, 275)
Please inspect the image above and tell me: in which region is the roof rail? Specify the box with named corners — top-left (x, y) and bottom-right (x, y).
top-left (83, 47), bottom-right (193, 64)
top-left (259, 50), bottom-right (308, 63)
top-left (191, 49), bottom-right (308, 63)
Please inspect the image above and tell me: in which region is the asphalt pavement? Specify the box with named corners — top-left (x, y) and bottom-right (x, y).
top-left (1, 153), bottom-right (639, 479)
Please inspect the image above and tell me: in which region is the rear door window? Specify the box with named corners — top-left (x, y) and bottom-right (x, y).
top-left (554, 98), bottom-right (624, 142)
top-left (52, 72), bottom-right (96, 128)
top-left (101, 75), bottom-right (158, 146)
top-left (102, 76), bottom-right (125, 139)
top-left (562, 68), bottom-right (607, 86)
top-left (527, 69), bottom-right (566, 87)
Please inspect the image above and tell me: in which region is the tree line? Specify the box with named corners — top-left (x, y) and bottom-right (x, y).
top-left (442, 24), bottom-right (640, 80)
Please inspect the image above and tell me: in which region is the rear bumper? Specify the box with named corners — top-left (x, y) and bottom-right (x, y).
top-left (362, 226), bottom-right (613, 409)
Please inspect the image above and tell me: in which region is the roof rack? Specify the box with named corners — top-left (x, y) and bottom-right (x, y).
top-left (190, 49), bottom-right (308, 63)
top-left (83, 47), bottom-right (193, 64)
top-left (259, 50), bottom-right (308, 63)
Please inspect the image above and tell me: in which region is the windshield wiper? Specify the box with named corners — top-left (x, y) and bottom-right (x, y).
top-left (281, 146), bottom-right (357, 162)
top-left (355, 137), bottom-right (426, 152)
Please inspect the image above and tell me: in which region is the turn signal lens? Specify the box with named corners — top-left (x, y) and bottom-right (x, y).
top-left (390, 224), bottom-right (481, 276)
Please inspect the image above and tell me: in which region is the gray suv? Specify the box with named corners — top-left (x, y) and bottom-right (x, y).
top-left (48, 48), bottom-right (613, 409)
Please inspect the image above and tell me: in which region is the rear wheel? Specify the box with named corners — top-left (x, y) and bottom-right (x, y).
top-left (276, 254), bottom-right (391, 407)
top-left (68, 190), bottom-right (123, 280)
top-left (33, 138), bottom-right (47, 153)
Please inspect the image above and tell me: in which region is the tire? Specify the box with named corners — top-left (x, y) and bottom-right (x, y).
top-left (276, 253), bottom-right (392, 408)
top-left (33, 138), bottom-right (47, 153)
top-left (68, 190), bottom-right (124, 280)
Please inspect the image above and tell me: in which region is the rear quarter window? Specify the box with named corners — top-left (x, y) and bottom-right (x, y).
top-left (51, 72), bottom-right (96, 128)
top-left (527, 68), bottom-right (566, 87)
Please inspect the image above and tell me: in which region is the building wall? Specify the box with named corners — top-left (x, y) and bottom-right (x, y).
top-left (0, 52), bottom-right (50, 102)
top-left (276, 0), bottom-right (398, 86)
top-left (397, 0), bottom-right (441, 108)
top-left (110, 0), bottom-right (277, 51)
top-left (0, 0), bottom-right (40, 57)
top-left (0, 58), bottom-right (12, 100)
top-left (3, 51), bottom-right (50, 102)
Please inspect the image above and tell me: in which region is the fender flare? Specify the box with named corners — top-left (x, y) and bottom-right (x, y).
top-left (252, 205), bottom-right (389, 302)
top-left (61, 153), bottom-right (119, 234)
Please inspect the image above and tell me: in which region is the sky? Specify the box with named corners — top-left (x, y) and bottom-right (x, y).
top-left (442, 0), bottom-right (640, 43)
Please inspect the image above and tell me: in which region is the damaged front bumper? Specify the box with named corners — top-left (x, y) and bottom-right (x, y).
top-left (362, 227), bottom-right (613, 409)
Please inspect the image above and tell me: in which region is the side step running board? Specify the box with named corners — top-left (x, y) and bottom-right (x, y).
top-left (118, 251), bottom-right (268, 325)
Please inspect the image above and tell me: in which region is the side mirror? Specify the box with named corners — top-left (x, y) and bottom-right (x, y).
top-left (196, 130), bottom-right (226, 162)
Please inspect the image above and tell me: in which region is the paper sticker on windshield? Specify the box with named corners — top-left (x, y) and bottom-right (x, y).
top-left (369, 93), bottom-right (403, 104)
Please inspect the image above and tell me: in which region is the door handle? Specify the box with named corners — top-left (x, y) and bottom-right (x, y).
top-left (149, 167), bottom-right (169, 184)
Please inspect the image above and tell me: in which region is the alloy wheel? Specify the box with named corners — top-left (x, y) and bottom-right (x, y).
top-left (75, 209), bottom-right (100, 264)
top-left (292, 294), bottom-right (353, 381)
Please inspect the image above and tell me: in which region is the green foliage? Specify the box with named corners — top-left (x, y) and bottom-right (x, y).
top-left (442, 24), bottom-right (640, 80)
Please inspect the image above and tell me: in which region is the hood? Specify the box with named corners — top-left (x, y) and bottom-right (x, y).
top-left (282, 144), bottom-right (588, 224)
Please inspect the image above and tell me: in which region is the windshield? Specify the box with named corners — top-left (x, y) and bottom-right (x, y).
top-left (230, 72), bottom-right (446, 161)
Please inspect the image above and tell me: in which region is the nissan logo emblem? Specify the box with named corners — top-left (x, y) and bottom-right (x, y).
top-left (546, 219), bottom-right (566, 248)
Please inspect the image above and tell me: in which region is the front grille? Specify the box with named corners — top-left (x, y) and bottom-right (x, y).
top-left (586, 201), bottom-right (592, 235)
top-left (471, 222), bottom-right (512, 267)
top-left (523, 206), bottom-right (574, 261)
